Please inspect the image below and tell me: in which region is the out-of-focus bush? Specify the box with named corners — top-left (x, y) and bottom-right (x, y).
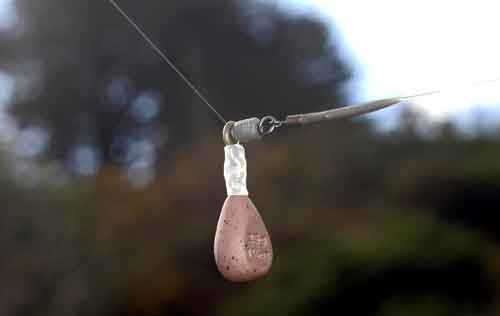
top-left (0, 0), bottom-right (499, 315)
top-left (1, 118), bottom-right (500, 315)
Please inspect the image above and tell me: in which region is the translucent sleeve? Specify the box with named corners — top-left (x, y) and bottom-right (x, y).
top-left (224, 144), bottom-right (249, 196)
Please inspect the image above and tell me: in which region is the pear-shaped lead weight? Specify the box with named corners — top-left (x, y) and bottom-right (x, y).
top-left (214, 144), bottom-right (273, 282)
top-left (214, 196), bottom-right (273, 282)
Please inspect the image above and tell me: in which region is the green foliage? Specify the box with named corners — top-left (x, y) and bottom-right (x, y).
top-left (1, 0), bottom-right (350, 163)
top-left (0, 1), bottom-right (500, 316)
top-left (1, 125), bottom-right (500, 315)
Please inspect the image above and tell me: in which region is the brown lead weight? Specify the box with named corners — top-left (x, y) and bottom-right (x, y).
top-left (214, 195), bottom-right (272, 282)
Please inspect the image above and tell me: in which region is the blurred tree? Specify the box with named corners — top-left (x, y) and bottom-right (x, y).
top-left (2, 1), bottom-right (499, 316)
top-left (0, 0), bottom-right (351, 171)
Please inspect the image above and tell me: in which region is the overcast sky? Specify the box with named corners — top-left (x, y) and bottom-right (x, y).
top-left (281, 0), bottom-right (500, 126)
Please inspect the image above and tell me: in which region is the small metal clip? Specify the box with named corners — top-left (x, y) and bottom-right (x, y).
top-left (258, 116), bottom-right (284, 136)
top-left (223, 116), bottom-right (284, 145)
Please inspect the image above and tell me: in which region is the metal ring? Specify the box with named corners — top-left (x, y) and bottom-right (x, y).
top-left (259, 116), bottom-right (282, 136)
top-left (222, 121), bottom-right (236, 145)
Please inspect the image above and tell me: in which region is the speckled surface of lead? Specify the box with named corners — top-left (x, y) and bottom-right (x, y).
top-left (214, 196), bottom-right (273, 282)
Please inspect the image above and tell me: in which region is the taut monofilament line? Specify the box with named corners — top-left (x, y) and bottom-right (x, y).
top-left (108, 0), bottom-right (227, 124)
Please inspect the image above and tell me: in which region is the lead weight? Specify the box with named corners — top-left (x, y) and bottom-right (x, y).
top-left (214, 144), bottom-right (273, 282)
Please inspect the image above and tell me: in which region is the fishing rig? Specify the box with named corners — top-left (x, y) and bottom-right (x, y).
top-left (222, 98), bottom-right (401, 145)
top-left (108, 0), bottom-right (500, 282)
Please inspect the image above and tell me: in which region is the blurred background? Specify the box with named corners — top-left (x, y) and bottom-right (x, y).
top-left (1, 0), bottom-right (500, 315)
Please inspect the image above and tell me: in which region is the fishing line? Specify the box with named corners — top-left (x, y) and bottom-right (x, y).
top-left (223, 76), bottom-right (500, 143)
top-left (107, 0), bottom-right (227, 124)
top-left (216, 74), bottom-right (500, 283)
top-left (400, 76), bottom-right (500, 99)
top-left (108, 0), bottom-right (500, 134)
top-left (105, 1), bottom-right (500, 283)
